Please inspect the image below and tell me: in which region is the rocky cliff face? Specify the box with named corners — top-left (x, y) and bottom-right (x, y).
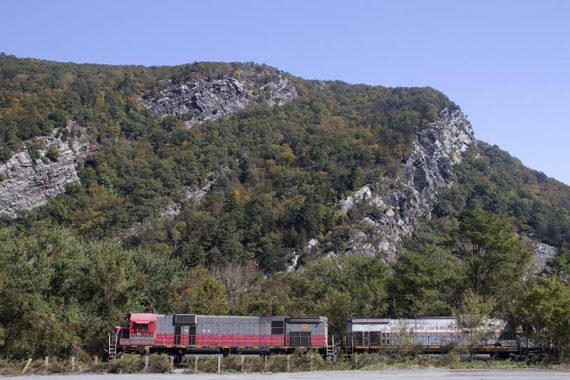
top-left (532, 241), bottom-right (558, 272)
top-left (317, 108), bottom-right (553, 267)
top-left (0, 122), bottom-right (89, 217)
top-left (336, 108), bottom-right (476, 259)
top-left (142, 72), bottom-right (297, 125)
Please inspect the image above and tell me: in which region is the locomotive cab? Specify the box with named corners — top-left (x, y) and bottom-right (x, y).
top-left (129, 314), bottom-right (156, 338)
top-left (116, 313), bottom-right (157, 347)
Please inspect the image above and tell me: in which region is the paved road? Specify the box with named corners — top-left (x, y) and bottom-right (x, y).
top-left (4, 369), bottom-right (570, 379)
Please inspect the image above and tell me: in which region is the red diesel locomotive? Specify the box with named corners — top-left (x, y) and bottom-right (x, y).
top-left (111, 313), bottom-right (329, 358)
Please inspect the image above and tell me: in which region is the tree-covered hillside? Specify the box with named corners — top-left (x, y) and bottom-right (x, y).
top-left (1, 55), bottom-right (570, 360)
top-left (0, 54), bottom-right (455, 270)
top-left (438, 142), bottom-right (570, 248)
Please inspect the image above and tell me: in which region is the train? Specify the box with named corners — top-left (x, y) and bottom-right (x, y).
top-left (110, 313), bottom-right (329, 359)
top-left (109, 312), bottom-right (523, 360)
top-left (346, 317), bottom-right (518, 354)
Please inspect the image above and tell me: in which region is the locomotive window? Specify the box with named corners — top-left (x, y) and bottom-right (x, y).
top-left (134, 323), bottom-right (148, 331)
top-left (370, 332), bottom-right (382, 345)
top-left (351, 332), bottom-right (364, 346)
top-left (271, 320), bottom-right (284, 335)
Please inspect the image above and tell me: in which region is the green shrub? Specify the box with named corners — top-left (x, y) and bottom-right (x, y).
top-left (147, 354), bottom-right (171, 373)
top-left (288, 352), bottom-right (328, 371)
top-left (241, 356), bottom-right (265, 373)
top-left (350, 352), bottom-right (387, 369)
top-left (183, 356), bottom-right (220, 373)
top-left (45, 144), bottom-right (61, 162)
top-left (267, 355), bottom-right (289, 372)
top-left (106, 354), bottom-right (145, 373)
top-left (27, 140), bottom-right (45, 162)
top-left (220, 355), bottom-right (242, 372)
top-left (440, 350), bottom-right (461, 366)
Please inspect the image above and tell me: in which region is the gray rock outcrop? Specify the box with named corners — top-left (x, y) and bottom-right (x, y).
top-left (0, 122), bottom-right (89, 217)
top-left (313, 108), bottom-right (560, 266)
top-left (160, 180), bottom-right (216, 218)
top-left (531, 241), bottom-right (558, 272)
top-left (142, 73), bottom-right (297, 125)
top-left (338, 108), bottom-right (475, 259)
top-left (288, 238), bottom-right (319, 272)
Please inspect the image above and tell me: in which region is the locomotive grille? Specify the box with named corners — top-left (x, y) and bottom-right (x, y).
top-left (289, 332), bottom-right (311, 346)
top-left (173, 314), bottom-right (197, 325)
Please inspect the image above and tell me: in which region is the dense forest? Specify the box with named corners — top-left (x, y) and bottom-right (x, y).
top-left (1, 55), bottom-right (570, 360)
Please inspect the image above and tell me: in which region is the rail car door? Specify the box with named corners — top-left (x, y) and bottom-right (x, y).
top-left (174, 325), bottom-right (194, 345)
top-left (189, 324), bottom-right (196, 345)
top-left (173, 314), bottom-right (197, 346)
top-left (174, 325), bottom-right (182, 345)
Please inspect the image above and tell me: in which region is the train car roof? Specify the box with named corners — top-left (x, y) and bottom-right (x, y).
top-left (128, 313), bottom-right (157, 323)
top-left (347, 316), bottom-right (455, 323)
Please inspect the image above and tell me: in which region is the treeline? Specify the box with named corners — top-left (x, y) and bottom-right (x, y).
top-left (2, 209), bottom-right (570, 359)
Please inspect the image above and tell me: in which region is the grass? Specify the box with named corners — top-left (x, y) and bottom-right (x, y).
top-left (0, 353), bottom-right (172, 376)
top-left (1, 352), bottom-right (569, 375)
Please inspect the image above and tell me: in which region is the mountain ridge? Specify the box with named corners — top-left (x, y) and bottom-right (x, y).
top-left (0, 55), bottom-right (568, 269)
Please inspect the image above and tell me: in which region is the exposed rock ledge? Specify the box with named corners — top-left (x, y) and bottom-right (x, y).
top-left (142, 74), bottom-right (297, 125)
top-left (337, 108), bottom-right (475, 259)
top-left (323, 108), bottom-right (559, 268)
top-left (0, 122), bottom-right (89, 217)
top-left (160, 180), bottom-right (215, 219)
top-left (531, 241), bottom-right (558, 273)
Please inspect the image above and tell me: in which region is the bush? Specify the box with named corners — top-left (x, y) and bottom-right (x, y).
top-left (267, 355), bottom-right (289, 372)
top-left (217, 355), bottom-right (267, 373)
top-left (350, 352), bottom-right (387, 369)
top-left (27, 140), bottom-right (45, 162)
top-left (105, 354), bottom-right (145, 373)
top-left (241, 356), bottom-right (265, 373)
top-left (183, 353), bottom-right (338, 374)
top-left (184, 356), bottom-right (221, 373)
top-left (147, 354), bottom-right (172, 373)
top-left (45, 144), bottom-right (61, 162)
top-left (289, 352), bottom-right (329, 371)
top-left (0, 359), bottom-right (26, 376)
top-left (441, 350), bottom-right (461, 366)
top-left (219, 355), bottom-right (242, 372)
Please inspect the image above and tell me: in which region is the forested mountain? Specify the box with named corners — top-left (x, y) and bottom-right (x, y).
top-left (1, 54), bottom-right (570, 359)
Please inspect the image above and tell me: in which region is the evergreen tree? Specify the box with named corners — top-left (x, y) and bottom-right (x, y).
top-left (457, 209), bottom-right (531, 314)
top-left (516, 277), bottom-right (570, 359)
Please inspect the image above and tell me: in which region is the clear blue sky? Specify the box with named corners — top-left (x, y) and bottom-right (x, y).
top-left (2, 0), bottom-right (569, 184)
